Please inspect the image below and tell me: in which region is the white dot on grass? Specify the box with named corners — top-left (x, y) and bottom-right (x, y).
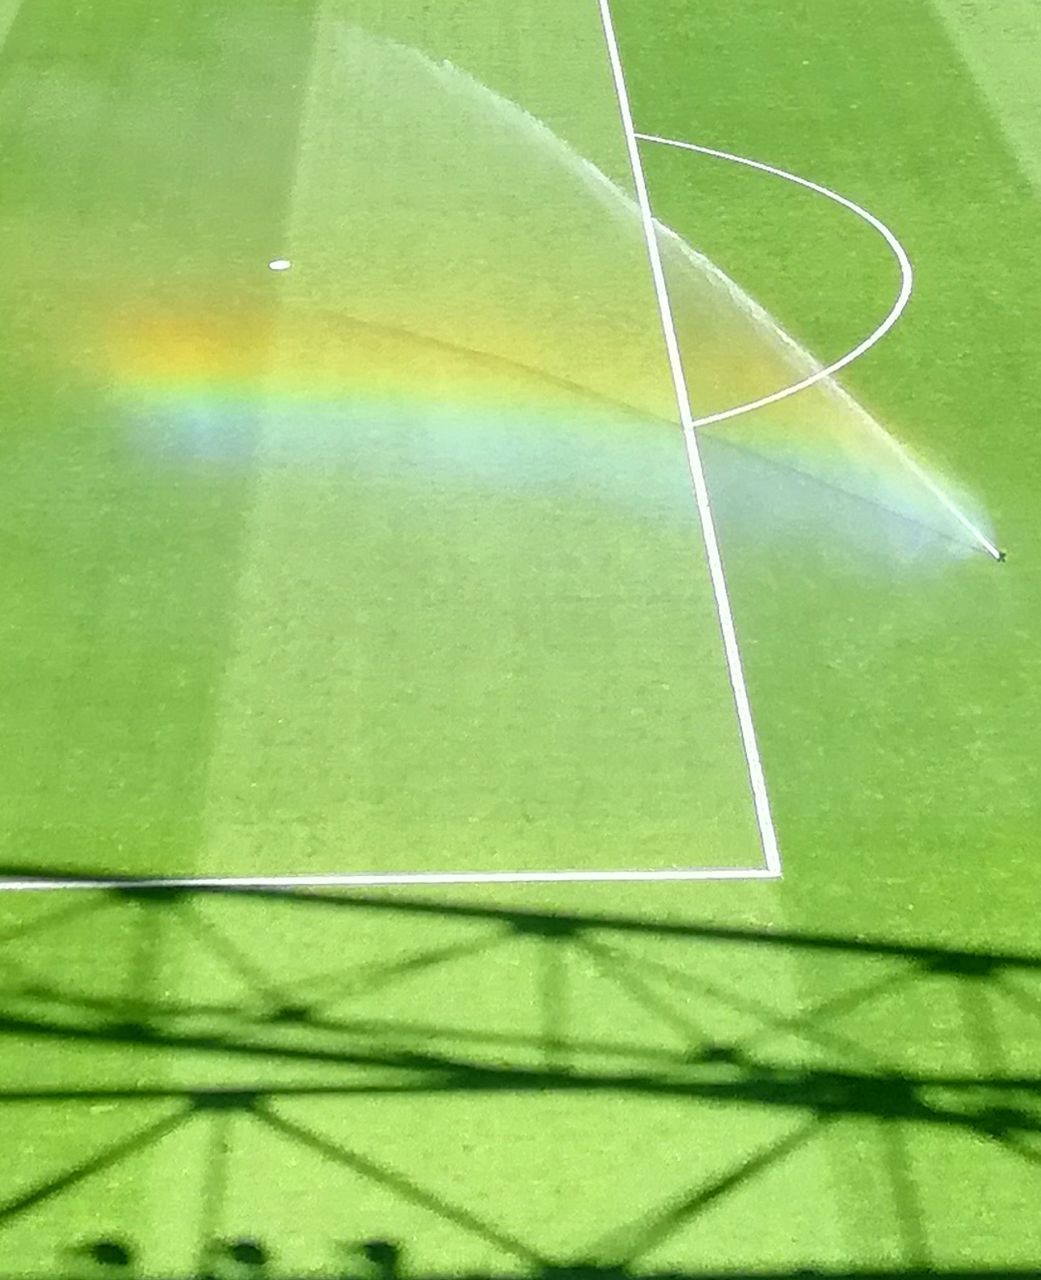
top-left (268, 259), bottom-right (292, 272)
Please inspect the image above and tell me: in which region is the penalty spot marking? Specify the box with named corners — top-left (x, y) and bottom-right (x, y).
top-left (268, 259), bottom-right (292, 272)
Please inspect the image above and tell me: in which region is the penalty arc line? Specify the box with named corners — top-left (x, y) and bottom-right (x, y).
top-left (635, 132), bottom-right (1002, 562)
top-left (598, 0), bottom-right (782, 877)
top-left (636, 133), bottom-right (917, 430)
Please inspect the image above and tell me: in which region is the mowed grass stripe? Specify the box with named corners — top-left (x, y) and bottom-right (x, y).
top-left (0, 0), bottom-right (320, 1270)
top-left (932, 0), bottom-right (1041, 193)
top-left (196, 0), bottom-right (764, 880)
top-left (0, 0), bottom-right (321, 878)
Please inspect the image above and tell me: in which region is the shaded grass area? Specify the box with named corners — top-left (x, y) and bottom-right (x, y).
top-left (0, 887), bottom-right (1040, 1274)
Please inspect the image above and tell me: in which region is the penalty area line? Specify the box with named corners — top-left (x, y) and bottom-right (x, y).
top-left (597, 0), bottom-right (782, 877)
top-left (0, 867), bottom-right (785, 892)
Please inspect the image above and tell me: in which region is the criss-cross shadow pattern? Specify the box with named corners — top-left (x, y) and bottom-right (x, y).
top-left (0, 876), bottom-right (1039, 1278)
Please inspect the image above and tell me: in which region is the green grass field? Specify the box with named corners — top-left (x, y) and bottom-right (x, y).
top-left (1, 0), bottom-right (1039, 1275)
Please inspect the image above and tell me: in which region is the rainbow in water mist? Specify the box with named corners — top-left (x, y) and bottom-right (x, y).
top-left (108, 16), bottom-right (995, 566)
top-left (111, 304), bottom-right (699, 528)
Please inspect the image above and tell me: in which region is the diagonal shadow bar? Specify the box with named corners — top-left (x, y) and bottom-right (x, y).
top-left (0, 1267), bottom-right (1037, 1279)
top-left (0, 895), bottom-right (111, 949)
top-left (0, 1059), bottom-right (1025, 1107)
top-left (0, 941), bottom-right (940, 1083)
top-left (589, 1116), bottom-right (828, 1267)
top-left (0, 1014), bottom-right (1039, 1136)
top-left (196, 1110), bottom-right (233, 1273)
top-left (538, 934), bottom-right (570, 1072)
top-left (987, 1128), bottom-right (1041, 1169)
top-left (288, 929), bottom-right (519, 1015)
top-left (0, 949), bottom-right (56, 999)
top-left (0, 1105), bottom-right (193, 1226)
top-left (3, 874), bottom-right (1040, 974)
top-left (126, 897), bottom-right (164, 1029)
top-left (599, 943), bottom-right (890, 1069)
top-left (879, 1121), bottom-right (932, 1268)
top-left (0, 1083), bottom-right (464, 1103)
top-left (0, 1008), bottom-right (458, 1076)
top-left (574, 935), bottom-right (712, 1048)
top-left (176, 901), bottom-right (298, 1010)
top-left (128, 886), bottom-right (1040, 974)
top-left (995, 973), bottom-right (1041, 1025)
top-left (2, 1012), bottom-right (509, 1087)
top-left (0, 977), bottom-right (691, 1071)
top-left (957, 978), bottom-right (1006, 1076)
top-left (0, 980), bottom-right (250, 1023)
top-left (253, 1103), bottom-right (548, 1267)
top-left (0, 922), bottom-right (1000, 1093)
top-left (734, 964), bottom-right (925, 1058)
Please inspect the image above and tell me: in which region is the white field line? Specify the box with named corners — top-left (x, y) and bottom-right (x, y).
top-left (636, 132), bottom-right (1002, 561)
top-left (0, 867), bottom-right (782, 891)
top-left (0, 10), bottom-right (783, 894)
top-left (638, 134), bottom-right (916, 428)
top-left (4, 14), bottom-right (1000, 898)
top-left (598, 0), bottom-right (781, 878)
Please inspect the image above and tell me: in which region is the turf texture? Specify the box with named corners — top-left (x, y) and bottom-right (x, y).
top-left (0, 0), bottom-right (1039, 1273)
